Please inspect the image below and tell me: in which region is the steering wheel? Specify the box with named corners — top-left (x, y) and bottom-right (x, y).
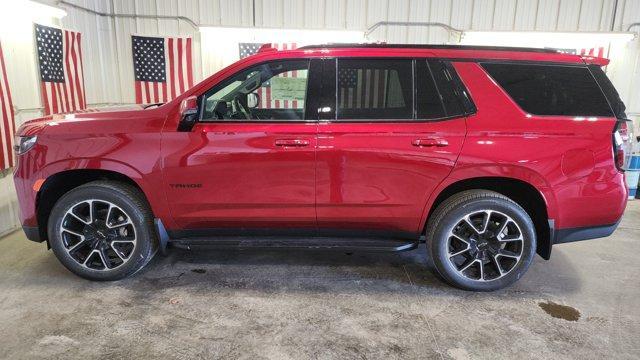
top-left (232, 96), bottom-right (251, 120)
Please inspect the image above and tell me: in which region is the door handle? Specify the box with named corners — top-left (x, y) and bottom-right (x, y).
top-left (275, 139), bottom-right (310, 147)
top-left (412, 138), bottom-right (449, 147)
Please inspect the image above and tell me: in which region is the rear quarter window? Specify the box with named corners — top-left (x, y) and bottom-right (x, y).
top-left (481, 63), bottom-right (613, 117)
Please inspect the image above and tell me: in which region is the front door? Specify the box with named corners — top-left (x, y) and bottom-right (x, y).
top-left (162, 59), bottom-right (318, 233)
top-left (316, 58), bottom-right (470, 237)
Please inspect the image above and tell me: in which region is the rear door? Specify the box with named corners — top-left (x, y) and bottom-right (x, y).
top-left (315, 58), bottom-right (471, 237)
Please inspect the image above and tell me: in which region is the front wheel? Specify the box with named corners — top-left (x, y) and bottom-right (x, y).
top-left (426, 190), bottom-right (536, 291)
top-left (48, 181), bottom-right (157, 281)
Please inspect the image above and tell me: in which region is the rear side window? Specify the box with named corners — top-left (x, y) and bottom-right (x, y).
top-left (428, 60), bottom-right (466, 118)
top-left (337, 59), bottom-right (413, 120)
top-left (415, 61), bottom-right (446, 119)
top-left (482, 63), bottom-right (613, 117)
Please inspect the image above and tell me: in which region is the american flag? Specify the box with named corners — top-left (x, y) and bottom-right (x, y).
top-left (132, 35), bottom-right (193, 104)
top-left (0, 41), bottom-right (15, 169)
top-left (579, 46), bottom-right (606, 58)
top-left (339, 67), bottom-right (390, 109)
top-left (35, 24), bottom-right (86, 115)
top-left (238, 42), bottom-right (302, 109)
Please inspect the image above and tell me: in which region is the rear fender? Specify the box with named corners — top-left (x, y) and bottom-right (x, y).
top-left (420, 164), bottom-right (556, 228)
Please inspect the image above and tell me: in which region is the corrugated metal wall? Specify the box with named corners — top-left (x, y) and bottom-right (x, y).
top-left (0, 0), bottom-right (638, 235)
top-left (48, 0), bottom-right (640, 107)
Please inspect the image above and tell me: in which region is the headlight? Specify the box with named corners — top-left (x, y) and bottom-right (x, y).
top-left (14, 135), bottom-right (38, 155)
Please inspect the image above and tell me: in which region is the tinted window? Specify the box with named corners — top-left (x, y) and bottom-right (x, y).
top-left (444, 62), bottom-right (477, 114)
top-left (588, 65), bottom-right (626, 119)
top-left (337, 59), bottom-right (413, 120)
top-left (416, 61), bottom-right (446, 119)
top-left (428, 60), bottom-right (465, 118)
top-left (482, 63), bottom-right (613, 117)
top-left (201, 60), bottom-right (309, 121)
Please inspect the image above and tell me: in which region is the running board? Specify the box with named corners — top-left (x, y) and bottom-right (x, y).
top-left (168, 236), bottom-right (418, 252)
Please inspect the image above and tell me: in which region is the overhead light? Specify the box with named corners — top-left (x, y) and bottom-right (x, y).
top-left (29, 0), bottom-right (68, 19)
top-left (0, 0), bottom-right (67, 21)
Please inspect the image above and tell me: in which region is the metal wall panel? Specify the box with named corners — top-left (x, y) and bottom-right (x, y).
top-left (406, 0), bottom-right (431, 43)
top-left (282, 0), bottom-right (304, 28)
top-left (61, 0), bottom-right (120, 105)
top-left (472, 0), bottom-right (497, 30)
top-left (0, 175), bottom-right (19, 237)
top-left (514, 0), bottom-right (538, 30)
top-left (536, 0), bottom-right (561, 30)
top-left (346, 0), bottom-right (367, 30)
top-left (557, 0), bottom-right (581, 31)
top-left (366, 0), bottom-right (388, 41)
top-left (450, 0), bottom-right (474, 30)
top-left (619, 0), bottom-right (640, 31)
top-left (493, 0), bottom-right (517, 30)
top-left (579, 0), bottom-right (607, 30)
top-left (429, 0), bottom-right (455, 42)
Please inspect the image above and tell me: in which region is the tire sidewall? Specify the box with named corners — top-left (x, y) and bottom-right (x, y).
top-left (431, 198), bottom-right (536, 291)
top-left (48, 185), bottom-right (153, 281)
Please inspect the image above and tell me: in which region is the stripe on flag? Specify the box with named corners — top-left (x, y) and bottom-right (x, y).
top-left (133, 35), bottom-right (193, 104)
top-left (339, 67), bottom-right (389, 110)
top-left (0, 41), bottom-right (15, 169)
top-left (35, 24), bottom-right (85, 115)
top-left (579, 47), bottom-right (606, 58)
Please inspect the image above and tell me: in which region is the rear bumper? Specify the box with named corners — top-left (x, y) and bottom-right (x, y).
top-left (551, 219), bottom-right (621, 244)
top-left (22, 225), bottom-right (43, 243)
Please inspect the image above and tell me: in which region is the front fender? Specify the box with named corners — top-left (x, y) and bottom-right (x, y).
top-left (35, 158), bottom-right (173, 229)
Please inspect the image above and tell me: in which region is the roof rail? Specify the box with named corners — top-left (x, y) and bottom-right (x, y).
top-left (298, 44), bottom-right (560, 54)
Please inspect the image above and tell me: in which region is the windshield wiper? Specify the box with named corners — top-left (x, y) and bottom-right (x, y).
top-left (143, 102), bottom-right (164, 109)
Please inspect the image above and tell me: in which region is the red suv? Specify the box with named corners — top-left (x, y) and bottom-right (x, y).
top-left (13, 44), bottom-right (630, 291)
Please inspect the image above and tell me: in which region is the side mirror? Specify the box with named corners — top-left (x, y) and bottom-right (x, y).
top-left (177, 96), bottom-right (198, 132)
top-left (247, 93), bottom-right (259, 109)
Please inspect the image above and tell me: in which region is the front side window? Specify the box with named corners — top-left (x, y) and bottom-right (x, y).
top-left (481, 63), bottom-right (613, 117)
top-left (201, 60), bottom-right (309, 121)
top-left (337, 59), bottom-right (413, 120)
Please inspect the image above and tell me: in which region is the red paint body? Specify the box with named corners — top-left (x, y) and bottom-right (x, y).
top-left (13, 47), bottom-right (628, 247)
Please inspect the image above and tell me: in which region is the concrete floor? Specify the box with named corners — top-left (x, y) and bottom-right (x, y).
top-left (0, 203), bottom-right (639, 360)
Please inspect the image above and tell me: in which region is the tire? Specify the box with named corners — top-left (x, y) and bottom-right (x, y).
top-left (47, 181), bottom-right (157, 281)
top-left (425, 190), bottom-right (536, 291)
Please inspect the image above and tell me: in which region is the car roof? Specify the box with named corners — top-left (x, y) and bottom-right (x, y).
top-left (299, 44), bottom-right (559, 54)
top-left (264, 43), bottom-right (608, 66)
top-left (181, 42), bottom-right (607, 102)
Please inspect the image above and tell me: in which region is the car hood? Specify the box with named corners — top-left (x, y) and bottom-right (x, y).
top-left (16, 104), bottom-right (153, 136)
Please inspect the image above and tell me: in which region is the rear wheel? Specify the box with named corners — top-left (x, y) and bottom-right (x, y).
top-left (426, 190), bottom-right (536, 291)
top-left (48, 181), bottom-right (157, 281)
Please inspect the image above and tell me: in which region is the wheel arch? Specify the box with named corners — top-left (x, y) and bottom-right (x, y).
top-left (423, 176), bottom-right (554, 259)
top-left (36, 166), bottom-right (156, 243)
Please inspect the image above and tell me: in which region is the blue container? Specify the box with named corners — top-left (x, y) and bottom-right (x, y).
top-left (627, 155), bottom-right (640, 199)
